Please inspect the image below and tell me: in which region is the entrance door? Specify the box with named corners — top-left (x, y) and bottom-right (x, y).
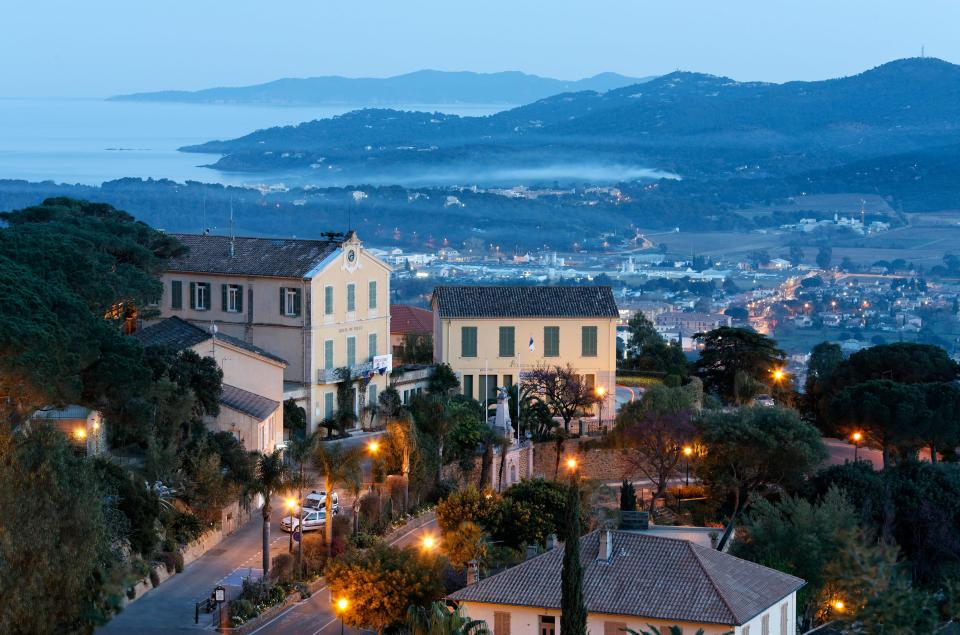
top-left (539, 615), bottom-right (556, 635)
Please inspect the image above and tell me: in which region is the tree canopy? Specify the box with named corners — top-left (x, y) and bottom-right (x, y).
top-left (693, 327), bottom-right (786, 403)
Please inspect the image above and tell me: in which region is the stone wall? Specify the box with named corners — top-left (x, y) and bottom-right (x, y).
top-left (441, 443), bottom-right (533, 491)
top-left (532, 437), bottom-right (641, 483)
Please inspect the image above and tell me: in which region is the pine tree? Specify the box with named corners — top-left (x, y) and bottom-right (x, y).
top-left (560, 478), bottom-right (587, 635)
top-left (619, 480), bottom-right (636, 511)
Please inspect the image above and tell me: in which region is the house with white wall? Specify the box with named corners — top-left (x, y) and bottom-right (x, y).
top-left (448, 529), bottom-right (803, 635)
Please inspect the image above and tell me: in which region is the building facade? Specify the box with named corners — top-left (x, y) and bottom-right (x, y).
top-left (432, 286), bottom-right (618, 416)
top-left (152, 231), bottom-right (391, 435)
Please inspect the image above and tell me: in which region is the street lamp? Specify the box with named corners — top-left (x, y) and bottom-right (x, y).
top-left (367, 440), bottom-right (379, 454)
top-left (595, 385), bottom-right (606, 432)
top-left (285, 497), bottom-right (297, 553)
top-left (832, 599), bottom-right (845, 613)
top-left (421, 534), bottom-right (437, 552)
top-left (336, 597), bottom-right (350, 635)
top-left (771, 368), bottom-right (785, 383)
top-left (851, 431), bottom-right (863, 462)
top-left (682, 445), bottom-right (693, 487)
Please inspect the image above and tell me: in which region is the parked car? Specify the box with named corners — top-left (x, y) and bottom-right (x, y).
top-left (302, 490), bottom-right (339, 513)
top-left (280, 508), bottom-right (327, 533)
top-left (754, 394), bottom-right (776, 407)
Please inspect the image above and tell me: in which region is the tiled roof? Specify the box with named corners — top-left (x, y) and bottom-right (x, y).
top-left (132, 317), bottom-right (287, 366)
top-left (219, 384), bottom-right (280, 420)
top-left (432, 286), bottom-right (618, 319)
top-left (391, 304), bottom-right (433, 335)
top-left (448, 530), bottom-right (804, 626)
top-left (167, 233), bottom-right (339, 278)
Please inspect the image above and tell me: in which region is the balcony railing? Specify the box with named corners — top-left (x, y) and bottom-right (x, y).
top-left (318, 361), bottom-right (376, 385)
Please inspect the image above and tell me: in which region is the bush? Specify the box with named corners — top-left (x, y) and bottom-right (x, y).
top-left (435, 487), bottom-right (499, 534)
top-left (131, 559), bottom-right (150, 578)
top-left (229, 598), bottom-right (256, 624)
top-left (271, 553), bottom-right (295, 583)
top-left (149, 568), bottom-right (160, 588)
top-left (174, 552), bottom-right (184, 573)
top-left (301, 533), bottom-right (328, 577)
top-left (170, 511), bottom-right (203, 544)
top-left (156, 551), bottom-right (176, 574)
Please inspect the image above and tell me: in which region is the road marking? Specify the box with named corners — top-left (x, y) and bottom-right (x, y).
top-left (310, 616), bottom-right (338, 635)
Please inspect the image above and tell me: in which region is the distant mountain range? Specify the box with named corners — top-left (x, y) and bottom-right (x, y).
top-left (109, 69), bottom-right (653, 106)
top-left (181, 58), bottom-right (960, 186)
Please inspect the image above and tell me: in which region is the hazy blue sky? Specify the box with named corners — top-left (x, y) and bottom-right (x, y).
top-left (4, 0), bottom-right (959, 97)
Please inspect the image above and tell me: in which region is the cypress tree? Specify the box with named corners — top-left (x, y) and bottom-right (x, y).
top-left (560, 477), bottom-right (587, 635)
top-left (619, 480), bottom-right (636, 511)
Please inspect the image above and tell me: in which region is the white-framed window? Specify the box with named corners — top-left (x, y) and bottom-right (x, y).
top-left (284, 288), bottom-right (297, 316)
top-left (192, 282), bottom-right (210, 311)
top-left (227, 285), bottom-right (242, 313)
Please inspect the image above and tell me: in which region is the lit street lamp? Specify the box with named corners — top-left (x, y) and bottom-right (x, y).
top-left (285, 497), bottom-right (297, 553)
top-left (851, 431), bottom-right (863, 463)
top-left (682, 445), bottom-right (693, 487)
top-left (421, 534), bottom-right (437, 552)
top-left (595, 385), bottom-right (606, 432)
top-left (336, 597), bottom-right (350, 635)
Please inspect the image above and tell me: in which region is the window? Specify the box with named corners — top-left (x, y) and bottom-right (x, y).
top-left (324, 392), bottom-right (334, 418)
top-left (324, 286), bottom-right (334, 315)
top-left (461, 326), bottom-right (478, 357)
top-left (502, 374), bottom-right (513, 388)
top-left (603, 622), bottom-right (626, 635)
top-left (368, 333), bottom-right (378, 360)
top-left (368, 280), bottom-right (378, 309)
top-left (190, 282), bottom-right (211, 310)
top-left (544, 326), bottom-right (560, 357)
top-left (582, 325), bottom-right (598, 357)
top-left (478, 374), bottom-right (496, 407)
top-left (280, 287), bottom-right (301, 317)
top-left (324, 340), bottom-right (334, 370)
top-left (743, 627), bottom-right (750, 635)
top-left (462, 374), bottom-right (473, 399)
top-left (780, 602), bottom-right (789, 633)
top-left (346, 283), bottom-right (356, 312)
top-left (761, 613), bottom-right (769, 635)
top-left (494, 612), bottom-right (511, 635)
top-left (346, 336), bottom-right (356, 368)
top-left (223, 284), bottom-right (243, 313)
top-left (367, 383), bottom-right (377, 407)
top-left (499, 326), bottom-right (515, 357)
top-left (538, 616), bottom-right (555, 635)
top-left (171, 280), bottom-right (183, 310)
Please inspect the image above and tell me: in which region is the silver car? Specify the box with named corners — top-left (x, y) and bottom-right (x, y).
top-left (281, 508), bottom-right (327, 533)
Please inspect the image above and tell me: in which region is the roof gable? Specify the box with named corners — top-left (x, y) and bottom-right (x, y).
top-left (448, 530), bottom-right (803, 626)
top-left (433, 286), bottom-right (618, 319)
top-left (132, 317), bottom-right (288, 366)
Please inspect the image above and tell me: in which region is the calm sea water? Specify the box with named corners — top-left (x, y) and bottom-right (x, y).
top-left (0, 98), bottom-right (505, 187)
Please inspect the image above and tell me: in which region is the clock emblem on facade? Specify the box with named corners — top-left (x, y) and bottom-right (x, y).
top-left (347, 249), bottom-right (357, 263)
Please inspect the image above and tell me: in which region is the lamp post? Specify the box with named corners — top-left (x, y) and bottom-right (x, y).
top-left (565, 456), bottom-right (578, 484)
top-left (420, 534), bottom-right (437, 553)
top-left (285, 498), bottom-right (297, 553)
top-left (682, 445), bottom-right (693, 487)
top-left (595, 386), bottom-right (606, 433)
top-left (336, 597), bottom-right (349, 635)
top-left (851, 431), bottom-right (863, 463)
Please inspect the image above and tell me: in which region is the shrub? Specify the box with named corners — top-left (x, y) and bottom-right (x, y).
top-left (174, 552), bottom-right (184, 573)
top-left (157, 551), bottom-right (176, 574)
top-left (435, 487), bottom-right (499, 534)
top-left (170, 511), bottom-right (204, 544)
top-left (149, 569), bottom-right (160, 588)
top-left (131, 559), bottom-right (150, 578)
top-left (270, 553), bottom-right (294, 583)
top-left (301, 533), bottom-right (328, 576)
top-left (126, 586), bottom-right (136, 600)
top-left (229, 599), bottom-right (256, 624)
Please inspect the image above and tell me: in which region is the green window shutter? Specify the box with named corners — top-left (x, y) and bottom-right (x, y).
top-left (582, 326), bottom-right (598, 357)
top-left (171, 280), bottom-right (182, 310)
top-left (369, 333), bottom-right (378, 360)
top-left (347, 336), bottom-right (356, 367)
top-left (324, 340), bottom-right (334, 370)
top-left (189, 282), bottom-right (196, 309)
top-left (279, 287), bottom-right (286, 315)
top-left (347, 284), bottom-right (356, 312)
top-left (368, 384), bottom-right (377, 407)
top-left (499, 326), bottom-right (515, 357)
top-left (461, 326), bottom-right (477, 357)
top-left (221, 284), bottom-right (228, 311)
top-left (293, 289), bottom-right (301, 316)
top-left (544, 326), bottom-right (560, 357)
top-left (236, 285), bottom-right (243, 313)
top-left (462, 374), bottom-right (473, 399)
top-left (325, 286), bottom-right (333, 315)
top-left (368, 281), bottom-right (377, 309)
top-left (324, 392), bottom-right (334, 418)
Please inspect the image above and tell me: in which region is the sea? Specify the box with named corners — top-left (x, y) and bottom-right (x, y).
top-left (0, 98), bottom-right (506, 188)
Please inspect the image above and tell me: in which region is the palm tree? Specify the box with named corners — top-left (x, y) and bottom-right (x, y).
top-left (311, 441), bottom-right (362, 556)
top-left (386, 416), bottom-right (415, 513)
top-left (285, 435), bottom-right (315, 560)
top-left (251, 449), bottom-right (289, 578)
top-left (407, 602), bottom-right (490, 635)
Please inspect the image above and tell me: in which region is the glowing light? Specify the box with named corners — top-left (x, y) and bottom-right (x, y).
top-left (336, 597), bottom-right (349, 612)
top-left (285, 497), bottom-right (297, 511)
top-left (73, 427), bottom-right (87, 441)
top-left (368, 441), bottom-right (380, 454)
top-left (852, 432), bottom-right (863, 443)
top-left (772, 369), bottom-right (785, 382)
top-left (832, 599), bottom-right (845, 612)
top-left (595, 386), bottom-right (606, 398)
top-left (683, 445), bottom-right (693, 457)
top-left (565, 457), bottom-right (578, 471)
top-left (421, 535), bottom-right (436, 550)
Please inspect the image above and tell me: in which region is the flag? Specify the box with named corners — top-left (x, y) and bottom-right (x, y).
top-left (528, 336), bottom-right (535, 352)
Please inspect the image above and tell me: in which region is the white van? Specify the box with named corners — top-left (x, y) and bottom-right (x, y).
top-left (302, 490), bottom-right (339, 513)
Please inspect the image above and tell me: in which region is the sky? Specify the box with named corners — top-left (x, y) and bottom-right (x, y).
top-left (4, 0), bottom-right (960, 98)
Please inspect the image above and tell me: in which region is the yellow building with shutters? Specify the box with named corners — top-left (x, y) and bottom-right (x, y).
top-left (150, 230), bottom-right (391, 436)
top-left (431, 285), bottom-right (618, 417)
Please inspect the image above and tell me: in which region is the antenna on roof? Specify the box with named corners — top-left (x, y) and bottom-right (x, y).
top-left (229, 199), bottom-right (236, 258)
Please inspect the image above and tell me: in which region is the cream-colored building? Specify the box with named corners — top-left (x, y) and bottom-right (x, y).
top-left (152, 231), bottom-right (391, 435)
top-left (133, 316), bottom-right (288, 452)
top-left (448, 529), bottom-right (803, 635)
top-left (431, 286), bottom-right (618, 417)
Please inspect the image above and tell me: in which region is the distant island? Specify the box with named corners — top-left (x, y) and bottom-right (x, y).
top-left (109, 69), bottom-right (653, 106)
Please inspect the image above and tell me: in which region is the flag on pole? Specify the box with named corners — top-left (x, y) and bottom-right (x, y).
top-left (528, 336), bottom-right (535, 352)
